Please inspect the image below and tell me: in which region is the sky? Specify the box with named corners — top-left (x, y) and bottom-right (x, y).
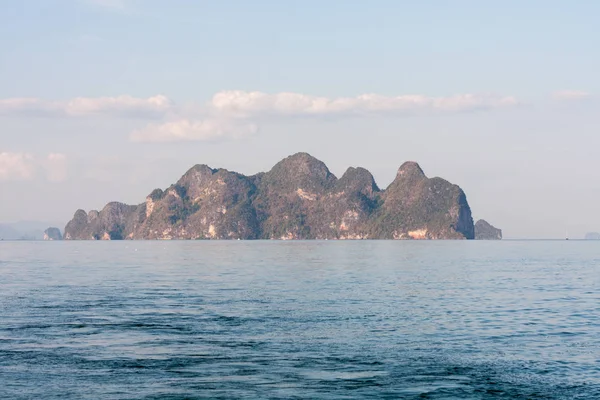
top-left (1, 0), bottom-right (598, 238)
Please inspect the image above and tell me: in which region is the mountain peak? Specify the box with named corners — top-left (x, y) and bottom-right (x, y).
top-left (177, 164), bottom-right (215, 182)
top-left (336, 167), bottom-right (380, 196)
top-left (274, 152), bottom-right (329, 171)
top-left (263, 152), bottom-right (336, 192)
top-left (397, 161), bottom-right (425, 178)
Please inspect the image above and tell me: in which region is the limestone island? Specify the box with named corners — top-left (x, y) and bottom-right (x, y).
top-left (63, 152), bottom-right (501, 240)
top-left (474, 219), bottom-right (502, 240)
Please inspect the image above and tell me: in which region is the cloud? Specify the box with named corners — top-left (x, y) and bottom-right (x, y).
top-left (1, 90), bottom-right (520, 143)
top-left (0, 153), bottom-right (36, 181)
top-left (130, 119), bottom-right (258, 143)
top-left (65, 95), bottom-right (172, 117)
top-left (0, 95), bottom-right (173, 118)
top-left (0, 91), bottom-right (520, 121)
top-left (210, 91), bottom-right (520, 117)
top-left (0, 152), bottom-right (68, 182)
top-left (552, 90), bottom-right (591, 101)
top-left (128, 90), bottom-right (519, 142)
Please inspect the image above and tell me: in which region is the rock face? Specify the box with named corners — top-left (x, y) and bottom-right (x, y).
top-left (43, 227), bottom-right (63, 241)
top-left (64, 153), bottom-right (476, 240)
top-left (64, 203), bottom-right (140, 240)
top-left (584, 232), bottom-right (600, 240)
top-left (372, 162), bottom-right (473, 239)
top-left (474, 219), bottom-right (502, 240)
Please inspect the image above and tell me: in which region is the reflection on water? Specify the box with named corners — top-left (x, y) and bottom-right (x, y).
top-left (1, 240), bottom-right (600, 399)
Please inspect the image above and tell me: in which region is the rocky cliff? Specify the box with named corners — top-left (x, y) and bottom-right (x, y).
top-left (43, 227), bottom-right (63, 241)
top-left (474, 219), bottom-right (502, 240)
top-left (64, 153), bottom-right (475, 240)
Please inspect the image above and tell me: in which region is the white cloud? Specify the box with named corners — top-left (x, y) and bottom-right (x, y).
top-left (0, 95), bottom-right (173, 118)
top-left (130, 119), bottom-right (258, 143)
top-left (0, 153), bottom-right (36, 181)
top-left (1, 90), bottom-right (520, 144)
top-left (64, 95), bottom-right (172, 117)
top-left (44, 154), bottom-right (68, 182)
top-left (552, 90), bottom-right (591, 101)
top-left (0, 91), bottom-right (518, 123)
top-left (210, 91), bottom-right (519, 117)
top-left (0, 153), bottom-right (69, 182)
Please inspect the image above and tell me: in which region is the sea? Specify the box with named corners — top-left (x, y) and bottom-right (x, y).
top-left (1, 240), bottom-right (599, 399)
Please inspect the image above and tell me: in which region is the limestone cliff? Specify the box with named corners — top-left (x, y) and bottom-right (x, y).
top-left (43, 227), bottom-right (63, 241)
top-left (371, 162), bottom-right (473, 239)
top-left (64, 153), bottom-right (476, 240)
top-left (474, 219), bottom-right (502, 240)
top-left (64, 203), bottom-right (139, 240)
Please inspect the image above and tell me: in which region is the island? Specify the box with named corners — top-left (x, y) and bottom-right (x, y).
top-left (43, 227), bottom-right (63, 241)
top-left (474, 219), bottom-right (502, 240)
top-left (63, 152), bottom-right (494, 240)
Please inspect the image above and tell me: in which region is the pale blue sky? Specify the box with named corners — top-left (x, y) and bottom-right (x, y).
top-left (0, 0), bottom-right (598, 238)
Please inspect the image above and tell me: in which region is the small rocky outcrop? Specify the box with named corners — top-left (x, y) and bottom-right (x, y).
top-left (584, 232), bottom-right (600, 240)
top-left (64, 152), bottom-right (477, 240)
top-left (474, 219), bottom-right (502, 240)
top-left (43, 227), bottom-right (63, 241)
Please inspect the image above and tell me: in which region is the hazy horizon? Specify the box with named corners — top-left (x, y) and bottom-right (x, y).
top-left (1, 1), bottom-right (598, 239)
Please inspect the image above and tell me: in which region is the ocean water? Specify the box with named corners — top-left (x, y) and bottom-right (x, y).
top-left (1, 241), bottom-right (599, 399)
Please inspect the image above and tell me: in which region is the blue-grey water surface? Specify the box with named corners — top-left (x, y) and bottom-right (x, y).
top-left (1, 241), bottom-right (599, 399)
